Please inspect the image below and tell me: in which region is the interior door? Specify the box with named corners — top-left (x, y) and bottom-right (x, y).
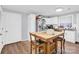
top-left (2, 12), bottom-right (22, 44)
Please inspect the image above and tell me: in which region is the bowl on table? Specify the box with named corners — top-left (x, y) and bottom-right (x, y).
top-left (46, 29), bottom-right (54, 35)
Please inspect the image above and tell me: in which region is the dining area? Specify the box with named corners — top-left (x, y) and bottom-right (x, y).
top-left (29, 15), bottom-right (65, 54)
top-left (30, 29), bottom-right (65, 54)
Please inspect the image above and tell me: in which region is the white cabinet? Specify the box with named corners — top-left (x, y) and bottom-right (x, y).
top-left (58, 15), bottom-right (73, 27)
top-left (64, 30), bottom-right (76, 43)
top-left (59, 15), bottom-right (72, 23)
top-left (45, 17), bottom-right (58, 25)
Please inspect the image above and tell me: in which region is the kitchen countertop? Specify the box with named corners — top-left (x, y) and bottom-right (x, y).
top-left (64, 29), bottom-right (76, 31)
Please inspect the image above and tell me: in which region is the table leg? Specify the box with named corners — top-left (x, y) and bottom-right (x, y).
top-left (30, 34), bottom-right (32, 54)
top-left (35, 37), bottom-right (37, 54)
top-left (45, 41), bottom-right (50, 54)
top-left (39, 48), bottom-right (40, 54)
top-left (45, 42), bottom-right (47, 54)
top-left (38, 39), bottom-right (40, 54)
top-left (55, 39), bottom-right (57, 53)
top-left (47, 42), bottom-right (49, 54)
top-left (61, 40), bottom-right (62, 54)
top-left (64, 39), bottom-right (65, 51)
top-left (63, 34), bottom-right (65, 53)
top-left (30, 40), bottom-right (32, 54)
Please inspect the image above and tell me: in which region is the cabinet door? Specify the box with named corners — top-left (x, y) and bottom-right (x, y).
top-left (65, 31), bottom-right (75, 43)
top-left (59, 15), bottom-right (72, 27)
top-left (45, 17), bottom-right (58, 25)
top-left (2, 12), bottom-right (22, 44)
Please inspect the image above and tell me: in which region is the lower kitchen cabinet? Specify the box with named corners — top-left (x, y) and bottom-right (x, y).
top-left (64, 30), bottom-right (76, 43)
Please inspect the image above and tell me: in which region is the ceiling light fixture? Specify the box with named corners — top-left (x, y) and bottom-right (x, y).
top-left (56, 8), bottom-right (63, 12)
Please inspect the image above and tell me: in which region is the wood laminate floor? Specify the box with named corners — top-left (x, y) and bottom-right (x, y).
top-left (1, 40), bottom-right (79, 54)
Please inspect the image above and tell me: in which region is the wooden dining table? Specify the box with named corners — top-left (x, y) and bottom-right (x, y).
top-left (30, 30), bottom-right (64, 54)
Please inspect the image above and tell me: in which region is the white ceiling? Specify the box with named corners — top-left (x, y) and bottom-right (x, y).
top-left (1, 5), bottom-right (79, 16)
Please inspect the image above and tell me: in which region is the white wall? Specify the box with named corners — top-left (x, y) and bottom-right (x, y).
top-left (22, 14), bottom-right (28, 40)
top-left (22, 14), bottom-right (36, 40)
top-left (27, 14), bottom-right (36, 40)
top-left (0, 6), bottom-right (3, 12)
top-left (76, 13), bottom-right (79, 42)
top-left (0, 6), bottom-right (4, 53)
top-left (0, 6), bottom-right (3, 27)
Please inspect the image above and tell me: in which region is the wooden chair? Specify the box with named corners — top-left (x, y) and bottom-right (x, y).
top-left (31, 39), bottom-right (57, 54)
top-left (47, 39), bottom-right (57, 54)
top-left (54, 27), bottom-right (65, 54)
top-left (31, 40), bottom-right (46, 54)
top-left (30, 36), bottom-right (57, 54)
top-left (57, 35), bottom-right (65, 54)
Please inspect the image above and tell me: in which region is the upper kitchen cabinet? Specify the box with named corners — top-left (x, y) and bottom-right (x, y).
top-left (45, 17), bottom-right (58, 25)
top-left (36, 16), bottom-right (58, 32)
top-left (58, 14), bottom-right (73, 29)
